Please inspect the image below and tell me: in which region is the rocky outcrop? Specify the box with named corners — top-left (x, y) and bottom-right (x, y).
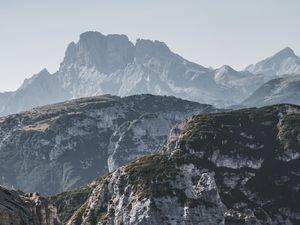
top-left (64, 155), bottom-right (226, 225)
top-left (0, 186), bottom-right (61, 225)
top-left (61, 104), bottom-right (300, 224)
top-left (0, 94), bottom-right (214, 195)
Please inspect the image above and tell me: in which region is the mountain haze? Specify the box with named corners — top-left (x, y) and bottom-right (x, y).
top-left (0, 32), bottom-right (299, 116)
top-left (243, 74), bottom-right (300, 106)
top-left (0, 32), bottom-right (222, 115)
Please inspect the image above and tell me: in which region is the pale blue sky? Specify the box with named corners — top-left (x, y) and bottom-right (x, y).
top-left (0, 0), bottom-right (300, 91)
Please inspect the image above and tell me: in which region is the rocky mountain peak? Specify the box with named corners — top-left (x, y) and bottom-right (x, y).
top-left (273, 46), bottom-right (297, 59)
top-left (40, 68), bottom-right (51, 74)
top-left (19, 68), bottom-right (52, 90)
top-left (61, 32), bottom-right (177, 74)
top-left (1, 31), bottom-right (300, 117)
top-left (61, 31), bottom-right (135, 74)
top-left (216, 65), bottom-right (236, 74)
top-left (135, 39), bottom-right (171, 60)
top-left (61, 33), bottom-right (175, 72)
top-left (214, 65), bottom-right (247, 87)
top-left (245, 47), bottom-right (300, 77)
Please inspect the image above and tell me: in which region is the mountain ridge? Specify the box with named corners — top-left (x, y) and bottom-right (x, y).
top-left (0, 94), bottom-right (214, 195)
top-left (0, 32), bottom-right (299, 116)
top-left (245, 46), bottom-right (300, 78)
top-left (242, 74), bottom-right (300, 106)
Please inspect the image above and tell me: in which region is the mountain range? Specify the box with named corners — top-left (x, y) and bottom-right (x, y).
top-left (0, 31), bottom-right (300, 116)
top-left (0, 31), bottom-right (300, 225)
top-left (1, 104), bottom-right (299, 225)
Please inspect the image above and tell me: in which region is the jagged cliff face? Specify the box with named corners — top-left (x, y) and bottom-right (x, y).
top-left (0, 94), bottom-right (213, 195)
top-left (0, 32), bottom-right (223, 116)
top-left (0, 186), bottom-right (61, 225)
top-left (1, 32), bottom-right (300, 115)
top-left (1, 33), bottom-right (300, 116)
top-left (61, 104), bottom-right (300, 225)
top-left (0, 32), bottom-right (266, 116)
top-left (52, 32), bottom-right (230, 106)
top-left (65, 155), bottom-right (226, 225)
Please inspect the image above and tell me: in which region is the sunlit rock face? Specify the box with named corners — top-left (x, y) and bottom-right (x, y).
top-left (61, 104), bottom-right (300, 225)
top-left (65, 155), bottom-right (226, 225)
top-left (0, 94), bottom-right (214, 195)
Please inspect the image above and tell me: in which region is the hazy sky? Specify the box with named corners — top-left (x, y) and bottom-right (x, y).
top-left (0, 0), bottom-right (300, 91)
